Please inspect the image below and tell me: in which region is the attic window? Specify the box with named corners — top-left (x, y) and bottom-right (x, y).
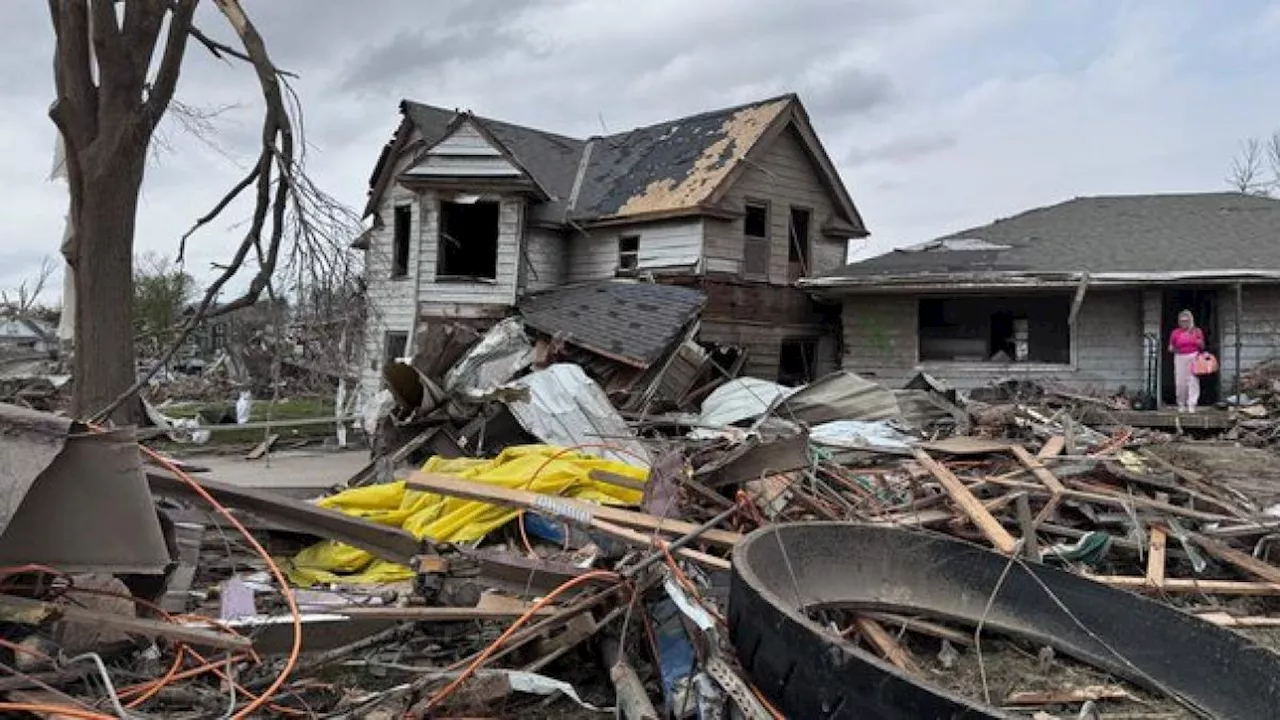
top-left (391, 205), bottom-right (411, 278)
top-left (437, 200), bottom-right (500, 280)
top-left (917, 296), bottom-right (1071, 365)
top-left (617, 235), bottom-right (640, 276)
top-left (743, 201), bottom-right (770, 277)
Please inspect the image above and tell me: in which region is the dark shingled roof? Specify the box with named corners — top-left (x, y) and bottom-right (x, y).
top-left (517, 281), bottom-right (706, 368)
top-left (401, 102), bottom-right (587, 224)
top-left (389, 95), bottom-right (814, 225)
top-left (829, 193), bottom-right (1280, 278)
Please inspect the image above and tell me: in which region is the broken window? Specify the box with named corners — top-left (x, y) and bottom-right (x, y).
top-left (617, 235), bottom-right (639, 276)
top-left (778, 338), bottom-right (817, 386)
top-left (917, 296), bottom-right (1071, 364)
top-left (382, 330), bottom-right (408, 369)
top-left (437, 200), bottom-right (500, 279)
top-left (788, 207), bottom-right (811, 267)
top-left (743, 201), bottom-right (770, 277)
top-left (391, 205), bottom-right (411, 278)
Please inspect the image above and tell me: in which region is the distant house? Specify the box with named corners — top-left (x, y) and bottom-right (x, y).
top-left (0, 317), bottom-right (55, 354)
top-left (354, 94), bottom-right (868, 398)
top-left (804, 193), bottom-right (1280, 406)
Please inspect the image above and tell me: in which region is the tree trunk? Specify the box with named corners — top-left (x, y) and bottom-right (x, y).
top-left (69, 150), bottom-right (147, 425)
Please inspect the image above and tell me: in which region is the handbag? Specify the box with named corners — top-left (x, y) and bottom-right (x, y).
top-left (1191, 352), bottom-right (1219, 376)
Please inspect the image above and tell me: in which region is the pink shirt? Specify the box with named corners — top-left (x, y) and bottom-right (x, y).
top-left (1169, 327), bottom-right (1204, 355)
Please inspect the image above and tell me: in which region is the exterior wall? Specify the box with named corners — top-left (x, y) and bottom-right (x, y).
top-left (361, 139), bottom-right (424, 397)
top-left (568, 219), bottom-right (703, 282)
top-left (841, 290), bottom-right (1145, 393)
top-left (1220, 284), bottom-right (1280, 382)
top-left (417, 193), bottom-right (521, 306)
top-left (520, 226), bottom-right (568, 295)
top-left (699, 319), bottom-right (839, 382)
top-left (703, 124), bottom-right (848, 280)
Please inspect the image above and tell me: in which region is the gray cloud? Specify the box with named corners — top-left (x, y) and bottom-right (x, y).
top-left (845, 133), bottom-right (957, 167)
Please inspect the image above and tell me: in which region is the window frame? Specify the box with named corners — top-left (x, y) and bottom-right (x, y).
top-left (914, 295), bottom-right (1078, 371)
top-left (391, 205), bottom-right (412, 279)
top-left (616, 234), bottom-right (640, 276)
top-left (436, 199), bottom-right (501, 281)
top-left (742, 199), bottom-right (771, 279)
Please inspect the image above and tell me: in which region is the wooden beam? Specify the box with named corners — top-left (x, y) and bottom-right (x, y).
top-left (1090, 575), bottom-right (1280, 596)
top-left (1010, 445), bottom-right (1066, 529)
top-left (912, 449), bottom-right (1018, 554)
top-left (590, 518), bottom-right (731, 570)
top-left (0, 595), bottom-right (251, 652)
top-left (1146, 526), bottom-right (1167, 588)
top-left (1036, 436), bottom-right (1066, 459)
top-left (861, 612), bottom-right (973, 647)
top-left (854, 617), bottom-right (921, 674)
top-left (407, 472), bottom-right (744, 549)
top-left (1067, 271), bottom-right (1090, 327)
top-left (1192, 533), bottom-right (1280, 586)
top-left (338, 606), bottom-right (557, 621)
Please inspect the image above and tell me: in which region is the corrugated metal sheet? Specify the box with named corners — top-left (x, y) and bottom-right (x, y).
top-left (504, 363), bottom-right (651, 468)
top-left (698, 378), bottom-right (798, 428)
top-left (781, 371), bottom-right (901, 425)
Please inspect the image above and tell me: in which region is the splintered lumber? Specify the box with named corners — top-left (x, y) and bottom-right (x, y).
top-left (854, 617), bottom-right (921, 674)
top-left (1089, 575), bottom-right (1280, 596)
top-left (0, 594), bottom-right (251, 652)
top-left (407, 472), bottom-right (743, 549)
top-left (912, 449), bottom-right (1018, 554)
top-left (1196, 612), bottom-right (1280, 628)
top-left (1146, 525), bottom-right (1168, 588)
top-left (860, 612), bottom-right (974, 646)
top-left (245, 433), bottom-right (279, 460)
top-left (1013, 493), bottom-right (1040, 561)
top-left (1191, 533), bottom-right (1280, 586)
top-left (602, 637), bottom-right (659, 720)
top-left (1010, 445), bottom-right (1065, 528)
top-left (338, 606), bottom-right (557, 621)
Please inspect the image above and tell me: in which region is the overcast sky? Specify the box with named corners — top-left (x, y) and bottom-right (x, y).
top-left (4, 0), bottom-right (1280, 299)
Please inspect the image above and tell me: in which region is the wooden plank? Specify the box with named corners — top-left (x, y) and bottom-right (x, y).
top-left (861, 612), bottom-right (973, 647)
top-left (979, 475), bottom-right (1236, 523)
top-left (1195, 612), bottom-right (1280, 627)
top-left (591, 518), bottom-right (731, 570)
top-left (1014, 493), bottom-right (1040, 561)
top-left (1090, 575), bottom-right (1280, 595)
top-left (1006, 685), bottom-right (1131, 707)
top-left (246, 433), bottom-right (279, 460)
top-left (0, 595), bottom-right (252, 652)
top-left (1036, 436), bottom-right (1066, 459)
top-left (854, 617), bottom-right (921, 674)
top-left (339, 606), bottom-right (557, 621)
top-left (1192, 533), bottom-right (1280, 586)
top-left (1010, 445), bottom-right (1066, 530)
top-left (912, 449), bottom-right (1018, 554)
top-left (1146, 526), bottom-right (1167, 588)
top-left (407, 472), bottom-right (744, 549)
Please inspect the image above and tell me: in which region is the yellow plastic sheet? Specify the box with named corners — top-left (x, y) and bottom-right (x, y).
top-left (287, 445), bottom-right (646, 586)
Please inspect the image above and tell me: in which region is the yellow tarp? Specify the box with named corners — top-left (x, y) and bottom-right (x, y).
top-left (286, 444), bottom-right (647, 586)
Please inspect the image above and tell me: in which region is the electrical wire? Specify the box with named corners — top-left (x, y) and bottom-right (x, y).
top-left (420, 569), bottom-right (621, 713)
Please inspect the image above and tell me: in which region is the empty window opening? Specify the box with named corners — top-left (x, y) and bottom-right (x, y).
top-left (382, 330), bottom-right (408, 369)
top-left (617, 235), bottom-right (640, 276)
top-left (917, 296), bottom-right (1071, 364)
top-left (438, 200), bottom-right (500, 279)
top-left (391, 205), bottom-right (411, 277)
top-left (743, 201), bottom-right (770, 277)
top-left (788, 207), bottom-right (811, 268)
top-left (778, 338), bottom-right (817, 386)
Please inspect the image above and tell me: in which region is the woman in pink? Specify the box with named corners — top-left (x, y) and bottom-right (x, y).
top-left (1168, 310), bottom-right (1205, 413)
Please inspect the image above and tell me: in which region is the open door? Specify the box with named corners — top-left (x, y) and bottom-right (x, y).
top-left (1160, 288), bottom-right (1219, 406)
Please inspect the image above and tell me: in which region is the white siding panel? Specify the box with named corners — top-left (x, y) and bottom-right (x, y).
top-left (1220, 284), bottom-right (1280, 381)
top-left (521, 227), bottom-right (567, 294)
top-left (406, 120), bottom-right (521, 177)
top-left (569, 219), bottom-right (702, 282)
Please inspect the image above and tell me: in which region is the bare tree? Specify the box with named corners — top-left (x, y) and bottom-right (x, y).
top-left (1228, 131), bottom-right (1280, 197)
top-left (1, 257), bottom-right (57, 317)
top-left (49, 0), bottom-right (359, 424)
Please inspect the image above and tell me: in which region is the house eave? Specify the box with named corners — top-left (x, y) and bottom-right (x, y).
top-left (800, 269), bottom-right (1280, 299)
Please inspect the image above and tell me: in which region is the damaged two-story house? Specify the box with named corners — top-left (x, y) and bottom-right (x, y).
top-left (354, 94), bottom-right (867, 398)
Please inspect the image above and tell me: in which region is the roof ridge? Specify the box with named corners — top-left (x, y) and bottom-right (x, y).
top-left (400, 99), bottom-right (586, 144)
top-left (597, 93), bottom-right (797, 141)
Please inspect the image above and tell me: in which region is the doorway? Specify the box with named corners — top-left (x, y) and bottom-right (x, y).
top-left (1160, 288), bottom-right (1219, 406)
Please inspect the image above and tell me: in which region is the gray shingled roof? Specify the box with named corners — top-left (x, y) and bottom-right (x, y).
top-left (517, 281), bottom-right (706, 368)
top-left (402, 102), bottom-right (587, 224)
top-left (829, 193), bottom-right (1280, 278)
top-left (393, 95), bottom-right (810, 225)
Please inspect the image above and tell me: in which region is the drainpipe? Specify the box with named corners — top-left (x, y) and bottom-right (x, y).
top-left (1235, 282), bottom-right (1243, 406)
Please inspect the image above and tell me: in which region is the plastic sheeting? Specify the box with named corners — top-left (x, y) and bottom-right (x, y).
top-left (504, 363), bottom-right (651, 468)
top-left (287, 444), bottom-right (646, 586)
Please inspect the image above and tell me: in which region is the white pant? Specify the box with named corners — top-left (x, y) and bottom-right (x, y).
top-left (1175, 352), bottom-right (1200, 411)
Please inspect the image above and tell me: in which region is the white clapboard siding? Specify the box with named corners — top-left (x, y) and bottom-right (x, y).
top-left (405, 121), bottom-right (522, 178)
top-left (568, 219), bottom-right (702, 282)
top-left (521, 228), bottom-right (567, 294)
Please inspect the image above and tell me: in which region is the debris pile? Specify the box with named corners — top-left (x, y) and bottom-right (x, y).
top-left (7, 282), bottom-right (1280, 717)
